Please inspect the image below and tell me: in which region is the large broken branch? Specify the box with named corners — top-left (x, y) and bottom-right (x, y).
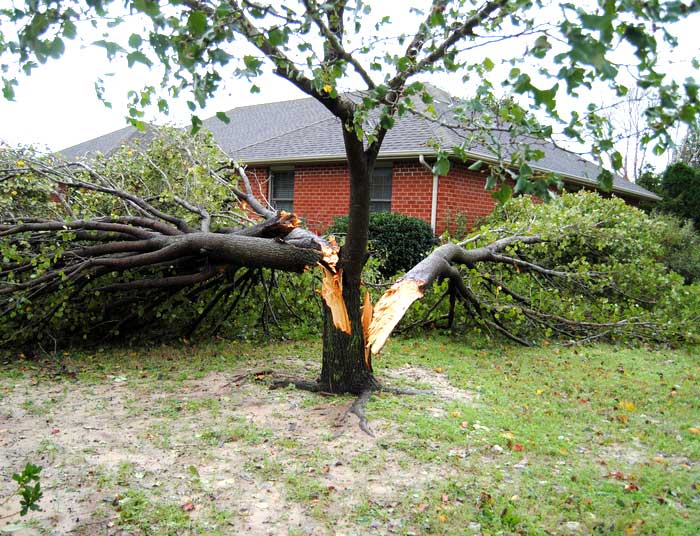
top-left (0, 148), bottom-right (347, 346)
top-left (367, 235), bottom-right (575, 354)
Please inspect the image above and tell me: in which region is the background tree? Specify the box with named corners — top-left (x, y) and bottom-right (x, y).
top-left (675, 117), bottom-right (700, 168)
top-left (1, 1), bottom-right (699, 396)
top-left (657, 162), bottom-right (700, 228)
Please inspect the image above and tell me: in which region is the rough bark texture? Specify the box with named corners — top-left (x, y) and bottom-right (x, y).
top-left (320, 273), bottom-right (378, 394)
top-left (318, 129), bottom-right (377, 394)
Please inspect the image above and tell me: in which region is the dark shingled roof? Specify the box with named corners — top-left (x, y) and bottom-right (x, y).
top-left (59, 125), bottom-right (155, 161)
top-left (59, 87), bottom-right (660, 201)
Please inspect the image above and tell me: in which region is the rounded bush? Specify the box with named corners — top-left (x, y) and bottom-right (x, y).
top-left (328, 212), bottom-right (437, 276)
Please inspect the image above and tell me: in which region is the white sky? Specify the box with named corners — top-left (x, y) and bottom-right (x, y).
top-left (0, 1), bottom-right (698, 174)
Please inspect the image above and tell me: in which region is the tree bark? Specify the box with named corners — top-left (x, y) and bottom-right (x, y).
top-left (318, 122), bottom-right (377, 394)
top-left (320, 275), bottom-right (377, 394)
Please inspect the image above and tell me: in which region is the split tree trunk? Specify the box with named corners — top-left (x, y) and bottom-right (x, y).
top-left (318, 127), bottom-right (377, 394)
top-left (319, 276), bottom-right (377, 394)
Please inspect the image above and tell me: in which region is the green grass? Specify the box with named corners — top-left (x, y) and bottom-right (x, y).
top-left (2, 335), bottom-right (698, 535)
top-left (366, 337), bottom-right (700, 534)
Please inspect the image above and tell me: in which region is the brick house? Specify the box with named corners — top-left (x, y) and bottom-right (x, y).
top-left (61, 87), bottom-right (659, 234)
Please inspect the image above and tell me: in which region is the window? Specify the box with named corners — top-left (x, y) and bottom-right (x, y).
top-left (370, 166), bottom-right (392, 213)
top-left (270, 170), bottom-right (294, 212)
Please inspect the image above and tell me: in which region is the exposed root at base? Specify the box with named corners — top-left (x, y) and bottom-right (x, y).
top-left (269, 378), bottom-right (324, 392)
top-left (348, 389), bottom-right (374, 436)
top-left (379, 386), bottom-right (433, 396)
top-left (268, 376), bottom-right (433, 436)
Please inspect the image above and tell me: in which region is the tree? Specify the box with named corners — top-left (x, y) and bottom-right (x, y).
top-left (1, 1), bottom-right (699, 398)
top-left (657, 162), bottom-right (700, 228)
top-left (675, 117), bottom-right (700, 168)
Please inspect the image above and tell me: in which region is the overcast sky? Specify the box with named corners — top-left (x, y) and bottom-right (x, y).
top-left (0, 2), bottom-right (698, 174)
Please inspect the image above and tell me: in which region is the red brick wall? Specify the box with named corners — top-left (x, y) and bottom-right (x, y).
top-left (293, 163), bottom-right (350, 230)
top-left (436, 163), bottom-right (495, 234)
top-left (244, 162), bottom-right (650, 236)
top-left (246, 160), bottom-right (500, 234)
top-left (390, 161), bottom-right (433, 223)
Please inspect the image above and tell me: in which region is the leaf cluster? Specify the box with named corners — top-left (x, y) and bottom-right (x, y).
top-left (9, 463), bottom-right (43, 517)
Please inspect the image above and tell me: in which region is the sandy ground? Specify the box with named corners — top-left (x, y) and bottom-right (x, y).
top-left (1, 362), bottom-right (472, 536)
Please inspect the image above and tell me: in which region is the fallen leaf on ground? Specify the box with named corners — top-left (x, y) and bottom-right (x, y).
top-left (181, 500), bottom-right (195, 512)
top-left (619, 400), bottom-right (636, 411)
top-left (605, 471), bottom-right (625, 480)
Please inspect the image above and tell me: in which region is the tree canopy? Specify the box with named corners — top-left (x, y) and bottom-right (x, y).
top-left (2, 1), bottom-right (699, 195)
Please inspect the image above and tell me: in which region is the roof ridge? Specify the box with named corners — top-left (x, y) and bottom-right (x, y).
top-left (210, 95), bottom-right (316, 117)
top-left (232, 115), bottom-right (338, 154)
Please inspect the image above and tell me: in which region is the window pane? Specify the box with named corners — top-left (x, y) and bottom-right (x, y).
top-left (273, 200), bottom-right (294, 212)
top-left (271, 171), bottom-right (294, 199)
top-left (370, 167), bottom-right (392, 211)
top-left (271, 170), bottom-right (294, 211)
top-left (370, 201), bottom-right (391, 213)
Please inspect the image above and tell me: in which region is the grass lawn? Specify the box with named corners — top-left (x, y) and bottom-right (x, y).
top-left (1, 336), bottom-right (698, 535)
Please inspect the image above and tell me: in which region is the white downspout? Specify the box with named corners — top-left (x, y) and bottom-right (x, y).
top-left (419, 154), bottom-right (439, 233)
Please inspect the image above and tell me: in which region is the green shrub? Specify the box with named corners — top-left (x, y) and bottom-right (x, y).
top-left (402, 192), bottom-right (700, 345)
top-left (655, 214), bottom-right (700, 284)
top-left (328, 212), bottom-right (437, 276)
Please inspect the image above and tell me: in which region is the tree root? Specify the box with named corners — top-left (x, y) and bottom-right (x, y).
top-left (269, 376), bottom-right (432, 436)
top-left (269, 378), bottom-right (324, 392)
top-left (348, 389), bottom-right (374, 436)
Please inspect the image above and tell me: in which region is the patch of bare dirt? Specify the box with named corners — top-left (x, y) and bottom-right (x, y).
top-left (0, 364), bottom-right (474, 536)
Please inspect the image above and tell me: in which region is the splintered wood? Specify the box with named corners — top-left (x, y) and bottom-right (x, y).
top-left (367, 278), bottom-right (425, 355)
top-left (320, 266), bottom-right (351, 334)
top-left (278, 211), bottom-right (301, 231)
top-left (320, 242), bottom-right (339, 271)
top-left (361, 290), bottom-right (373, 368)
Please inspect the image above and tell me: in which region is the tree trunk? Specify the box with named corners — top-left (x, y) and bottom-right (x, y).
top-left (318, 123), bottom-right (377, 394)
top-left (319, 274), bottom-right (377, 394)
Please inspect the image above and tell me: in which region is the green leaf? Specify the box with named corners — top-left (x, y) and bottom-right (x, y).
top-left (492, 183), bottom-right (513, 204)
top-left (267, 27), bottom-right (287, 47)
top-left (216, 111), bottom-right (230, 124)
top-left (468, 160), bottom-right (483, 171)
top-left (131, 0), bottom-right (160, 17)
top-left (126, 51), bottom-right (152, 68)
top-left (128, 33), bottom-right (143, 49)
top-left (62, 20), bottom-right (77, 39)
top-left (48, 37), bottom-right (65, 59)
top-left (610, 150), bottom-right (623, 171)
top-left (187, 11), bottom-right (207, 37)
top-left (397, 56), bottom-right (412, 72)
top-left (433, 157), bottom-right (450, 176)
top-left (157, 98), bottom-right (169, 114)
top-left (483, 57), bottom-right (495, 72)
top-left (93, 40), bottom-right (125, 60)
top-left (597, 169), bottom-right (613, 191)
top-left (243, 55), bottom-right (262, 72)
top-left (2, 78), bottom-right (17, 100)
top-left (190, 115), bottom-right (202, 134)
top-left (679, 104), bottom-right (695, 123)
